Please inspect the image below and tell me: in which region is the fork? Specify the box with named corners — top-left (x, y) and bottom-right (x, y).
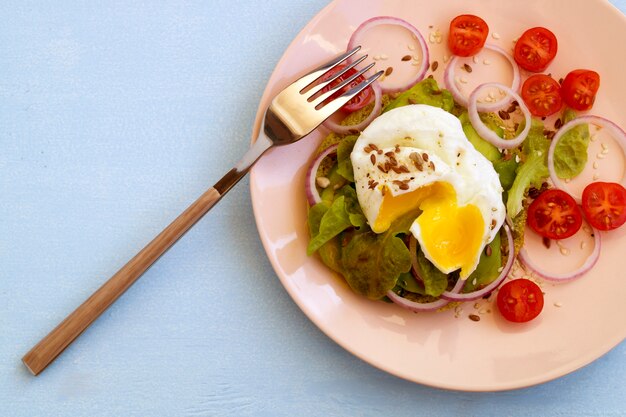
top-left (22, 46), bottom-right (383, 375)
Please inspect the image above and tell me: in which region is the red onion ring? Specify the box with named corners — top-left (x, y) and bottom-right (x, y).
top-left (386, 278), bottom-right (464, 313)
top-left (305, 143), bottom-right (339, 206)
top-left (322, 82), bottom-right (382, 134)
top-left (444, 43), bottom-right (521, 111)
top-left (518, 225), bottom-right (601, 283)
top-left (347, 16), bottom-right (429, 94)
top-left (468, 82), bottom-right (531, 149)
top-left (408, 235), bottom-right (423, 282)
top-left (440, 224), bottom-right (515, 302)
top-left (547, 115), bottom-right (626, 204)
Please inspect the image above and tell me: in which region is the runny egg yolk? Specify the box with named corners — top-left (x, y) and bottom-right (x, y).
top-left (374, 182), bottom-right (485, 278)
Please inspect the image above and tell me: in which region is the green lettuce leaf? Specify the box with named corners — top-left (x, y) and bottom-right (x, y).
top-left (336, 135), bottom-right (358, 182)
top-left (458, 112), bottom-right (501, 162)
top-left (553, 108), bottom-right (589, 179)
top-left (340, 211), bottom-right (417, 299)
top-left (336, 185), bottom-right (367, 229)
top-left (383, 78), bottom-right (454, 113)
top-left (507, 120), bottom-right (551, 217)
top-left (307, 196), bottom-right (352, 255)
top-left (462, 231), bottom-right (502, 293)
top-left (414, 248), bottom-right (450, 297)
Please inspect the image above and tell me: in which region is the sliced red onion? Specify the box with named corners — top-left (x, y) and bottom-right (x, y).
top-left (548, 115), bottom-right (626, 203)
top-left (322, 82), bottom-right (382, 134)
top-left (305, 143), bottom-right (339, 206)
top-left (518, 225), bottom-right (601, 283)
top-left (468, 82), bottom-right (531, 149)
top-left (440, 224), bottom-right (515, 302)
top-left (444, 43), bottom-right (521, 111)
top-left (408, 234), bottom-right (423, 282)
top-left (386, 278), bottom-right (464, 313)
top-left (347, 16), bottom-right (429, 94)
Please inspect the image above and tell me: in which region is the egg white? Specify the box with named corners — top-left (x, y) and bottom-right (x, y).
top-left (350, 104), bottom-right (506, 278)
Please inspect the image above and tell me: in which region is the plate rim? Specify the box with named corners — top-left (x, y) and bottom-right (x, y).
top-left (249, 0), bottom-right (626, 391)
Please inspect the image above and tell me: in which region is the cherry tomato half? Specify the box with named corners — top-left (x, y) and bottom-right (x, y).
top-left (527, 189), bottom-right (583, 239)
top-left (521, 74), bottom-right (563, 117)
top-left (560, 69), bottom-right (600, 111)
top-left (448, 14), bottom-right (489, 57)
top-left (581, 182), bottom-right (626, 231)
top-left (319, 65), bottom-right (373, 113)
top-left (514, 27), bottom-right (558, 72)
top-left (497, 279), bottom-right (544, 323)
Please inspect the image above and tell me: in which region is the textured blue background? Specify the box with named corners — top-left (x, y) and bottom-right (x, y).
top-left (2, 1), bottom-right (625, 416)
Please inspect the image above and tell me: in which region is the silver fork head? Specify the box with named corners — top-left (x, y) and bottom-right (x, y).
top-left (264, 46), bottom-right (384, 145)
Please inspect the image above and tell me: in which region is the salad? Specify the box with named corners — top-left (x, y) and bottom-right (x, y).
top-left (305, 15), bottom-right (626, 323)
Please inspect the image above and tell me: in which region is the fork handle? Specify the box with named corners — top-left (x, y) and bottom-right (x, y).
top-left (22, 134), bottom-right (273, 375)
top-left (22, 185), bottom-right (222, 375)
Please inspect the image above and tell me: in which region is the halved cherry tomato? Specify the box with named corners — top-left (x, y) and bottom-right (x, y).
top-left (521, 74), bottom-right (563, 117)
top-left (497, 279), bottom-right (544, 323)
top-left (513, 27), bottom-right (558, 72)
top-left (560, 69), bottom-right (600, 111)
top-left (448, 14), bottom-right (489, 57)
top-left (527, 189), bottom-right (583, 239)
top-left (319, 65), bottom-right (373, 113)
top-left (581, 182), bottom-right (626, 231)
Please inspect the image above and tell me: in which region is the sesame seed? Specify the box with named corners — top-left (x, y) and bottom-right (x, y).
top-left (512, 37), bottom-right (518, 43)
top-left (473, 55), bottom-right (479, 64)
top-left (373, 55), bottom-right (381, 61)
top-left (483, 59), bottom-right (491, 65)
top-left (460, 76), bottom-right (468, 84)
top-left (560, 247), bottom-right (570, 256)
top-left (492, 32), bottom-right (501, 39)
top-left (479, 308), bottom-right (489, 315)
top-left (380, 54), bottom-right (389, 60)
top-left (443, 55), bottom-right (449, 63)
top-left (590, 134), bottom-right (597, 142)
top-left (593, 173), bottom-right (600, 180)
top-left (411, 61), bottom-right (421, 66)
top-left (408, 44), bottom-right (415, 51)
top-left (428, 33), bottom-right (436, 44)
top-left (601, 148), bottom-right (609, 155)
top-left (596, 153), bottom-right (606, 159)
top-left (497, 266), bottom-right (504, 272)
top-left (580, 241), bottom-right (586, 249)
top-left (316, 177), bottom-right (330, 188)
top-left (593, 161), bottom-right (599, 169)
top-left (554, 301), bottom-right (563, 307)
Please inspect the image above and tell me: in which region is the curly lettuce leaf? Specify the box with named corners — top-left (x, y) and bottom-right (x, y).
top-left (340, 211), bottom-right (417, 299)
top-left (383, 78), bottom-right (454, 113)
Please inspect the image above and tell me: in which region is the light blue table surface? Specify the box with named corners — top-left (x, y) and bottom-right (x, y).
top-left (2, 1), bottom-right (625, 416)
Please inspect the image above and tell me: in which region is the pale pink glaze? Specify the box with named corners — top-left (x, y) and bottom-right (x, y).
top-left (249, 0), bottom-right (626, 391)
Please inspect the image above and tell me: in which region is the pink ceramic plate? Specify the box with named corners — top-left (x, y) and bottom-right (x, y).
top-left (250, 0), bottom-right (626, 391)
